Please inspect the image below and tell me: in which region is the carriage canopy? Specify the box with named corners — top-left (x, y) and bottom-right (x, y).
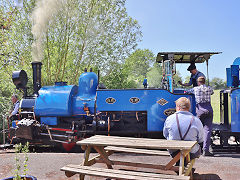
top-left (156, 52), bottom-right (222, 63)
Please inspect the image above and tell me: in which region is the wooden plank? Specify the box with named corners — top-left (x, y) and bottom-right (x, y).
top-left (95, 158), bottom-right (179, 171)
top-left (61, 166), bottom-right (160, 180)
top-left (61, 164), bottom-right (190, 180)
top-left (165, 152), bottom-right (180, 170)
top-left (80, 146), bottom-right (91, 180)
top-left (165, 150), bottom-right (191, 171)
top-left (76, 135), bottom-right (197, 150)
top-left (179, 151), bottom-right (185, 175)
top-left (82, 146), bottom-right (91, 166)
top-left (105, 146), bottom-right (170, 156)
top-left (184, 159), bottom-right (195, 176)
top-left (83, 135), bottom-right (195, 147)
top-left (94, 146), bottom-right (113, 169)
top-left (185, 153), bottom-right (192, 177)
top-left (87, 150), bottom-right (114, 166)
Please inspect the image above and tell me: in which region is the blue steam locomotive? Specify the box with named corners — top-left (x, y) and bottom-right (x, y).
top-left (9, 52), bottom-right (226, 151)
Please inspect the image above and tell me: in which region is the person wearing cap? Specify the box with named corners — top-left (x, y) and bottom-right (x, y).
top-left (185, 76), bottom-right (214, 156)
top-left (163, 97), bottom-right (204, 166)
top-left (178, 63), bottom-right (206, 87)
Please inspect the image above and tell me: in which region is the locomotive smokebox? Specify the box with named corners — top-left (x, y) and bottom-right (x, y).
top-left (32, 61), bottom-right (42, 96)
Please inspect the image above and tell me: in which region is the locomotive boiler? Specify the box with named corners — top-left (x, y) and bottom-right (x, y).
top-left (8, 52), bottom-right (219, 151)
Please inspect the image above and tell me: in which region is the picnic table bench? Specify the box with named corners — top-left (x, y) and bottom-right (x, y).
top-left (61, 135), bottom-right (197, 180)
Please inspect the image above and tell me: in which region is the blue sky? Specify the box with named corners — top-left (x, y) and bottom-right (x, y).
top-left (126, 0), bottom-right (240, 81)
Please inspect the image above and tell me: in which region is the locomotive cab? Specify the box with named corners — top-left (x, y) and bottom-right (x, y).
top-left (156, 52), bottom-right (221, 93)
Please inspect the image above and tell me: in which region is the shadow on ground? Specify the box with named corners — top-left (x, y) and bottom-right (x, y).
top-left (194, 173), bottom-right (221, 180)
top-left (213, 153), bottom-right (240, 158)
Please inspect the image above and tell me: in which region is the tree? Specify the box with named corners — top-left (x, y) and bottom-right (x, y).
top-left (172, 71), bottom-right (182, 89)
top-left (0, 0), bottom-right (36, 94)
top-left (31, 0), bottom-right (142, 85)
top-left (210, 77), bottom-right (226, 89)
top-left (119, 49), bottom-right (155, 88)
top-left (146, 63), bottom-right (162, 88)
top-left (0, 0), bottom-right (28, 142)
top-left (101, 49), bottom-right (155, 89)
top-left (183, 75), bottom-right (191, 84)
top-left (100, 63), bottom-right (130, 89)
top-left (1, 0), bottom-right (142, 85)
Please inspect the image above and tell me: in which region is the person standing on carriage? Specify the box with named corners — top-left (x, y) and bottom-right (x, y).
top-left (186, 76), bottom-right (214, 156)
top-left (178, 63), bottom-right (206, 87)
top-left (8, 94), bottom-right (20, 121)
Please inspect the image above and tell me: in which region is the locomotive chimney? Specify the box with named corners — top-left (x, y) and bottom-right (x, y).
top-left (31, 62), bottom-right (42, 96)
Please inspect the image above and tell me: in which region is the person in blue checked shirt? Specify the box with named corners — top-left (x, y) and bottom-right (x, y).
top-left (186, 76), bottom-right (214, 156)
top-left (178, 63), bottom-right (206, 87)
top-left (163, 97), bottom-right (204, 166)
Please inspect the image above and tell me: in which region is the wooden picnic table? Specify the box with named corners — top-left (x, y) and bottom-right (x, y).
top-left (61, 135), bottom-right (197, 180)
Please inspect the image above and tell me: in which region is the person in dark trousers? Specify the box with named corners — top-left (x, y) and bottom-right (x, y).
top-left (178, 63), bottom-right (205, 87)
top-left (163, 97), bottom-right (204, 166)
top-left (9, 94), bottom-right (20, 121)
top-left (186, 76), bottom-right (214, 156)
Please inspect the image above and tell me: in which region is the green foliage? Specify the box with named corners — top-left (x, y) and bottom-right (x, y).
top-left (36, 0), bottom-right (142, 85)
top-left (0, 81), bottom-right (14, 143)
top-left (0, 0), bottom-right (142, 85)
top-left (146, 63), bottom-right (162, 88)
top-left (211, 90), bottom-right (221, 123)
top-left (210, 77), bottom-right (227, 89)
top-left (121, 49), bottom-right (155, 88)
top-left (172, 71), bottom-right (182, 89)
top-left (0, 0), bottom-right (36, 132)
top-left (184, 75), bottom-right (191, 84)
top-left (101, 63), bottom-right (127, 89)
top-left (101, 49), bottom-right (155, 89)
top-left (14, 142), bottom-right (30, 180)
top-left (0, 0), bottom-right (35, 72)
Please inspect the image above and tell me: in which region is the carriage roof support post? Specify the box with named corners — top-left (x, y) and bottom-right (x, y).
top-left (206, 59), bottom-right (209, 86)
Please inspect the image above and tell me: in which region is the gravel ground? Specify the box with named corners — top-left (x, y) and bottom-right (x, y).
top-left (0, 149), bottom-right (240, 180)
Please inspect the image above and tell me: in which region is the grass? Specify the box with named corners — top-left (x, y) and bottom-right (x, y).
top-left (212, 90), bottom-right (221, 123)
top-left (211, 89), bottom-right (231, 124)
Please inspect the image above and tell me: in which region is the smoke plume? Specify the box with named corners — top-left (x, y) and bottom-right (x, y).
top-left (31, 0), bottom-right (63, 62)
